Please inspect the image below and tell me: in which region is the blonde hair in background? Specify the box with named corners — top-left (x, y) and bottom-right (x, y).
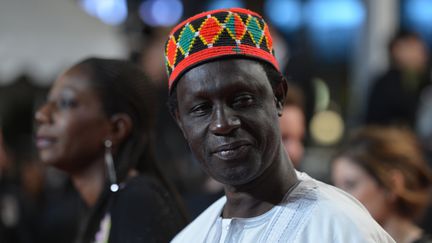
top-left (335, 126), bottom-right (432, 220)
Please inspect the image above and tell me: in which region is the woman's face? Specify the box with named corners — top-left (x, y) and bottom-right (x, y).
top-left (279, 105), bottom-right (305, 169)
top-left (332, 157), bottom-right (391, 224)
top-left (35, 68), bottom-right (111, 172)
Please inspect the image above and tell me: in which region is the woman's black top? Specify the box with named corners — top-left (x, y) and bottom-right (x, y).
top-left (78, 175), bottom-right (187, 243)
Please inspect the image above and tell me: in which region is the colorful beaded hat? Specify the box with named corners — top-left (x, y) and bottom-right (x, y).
top-left (165, 8), bottom-right (280, 92)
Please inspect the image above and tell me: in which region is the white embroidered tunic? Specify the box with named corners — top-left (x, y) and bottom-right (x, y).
top-left (172, 171), bottom-right (395, 243)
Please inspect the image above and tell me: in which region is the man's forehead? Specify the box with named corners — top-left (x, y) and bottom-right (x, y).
top-left (177, 59), bottom-right (270, 94)
top-left (183, 58), bottom-right (265, 77)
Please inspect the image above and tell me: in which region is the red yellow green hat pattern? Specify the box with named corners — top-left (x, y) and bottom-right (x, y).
top-left (165, 8), bottom-right (280, 92)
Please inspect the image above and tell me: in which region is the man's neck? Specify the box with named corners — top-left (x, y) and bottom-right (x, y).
top-left (222, 150), bottom-right (298, 218)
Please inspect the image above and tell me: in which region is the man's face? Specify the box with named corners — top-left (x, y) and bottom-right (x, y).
top-left (175, 59), bottom-right (282, 186)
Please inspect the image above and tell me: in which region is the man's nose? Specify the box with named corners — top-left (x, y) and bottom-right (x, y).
top-left (209, 105), bottom-right (240, 135)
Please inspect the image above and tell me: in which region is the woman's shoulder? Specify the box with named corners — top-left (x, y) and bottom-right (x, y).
top-left (114, 174), bottom-right (169, 204)
top-left (122, 174), bottom-right (162, 190)
top-left (110, 174), bottom-right (186, 223)
top-left (108, 175), bottom-right (186, 242)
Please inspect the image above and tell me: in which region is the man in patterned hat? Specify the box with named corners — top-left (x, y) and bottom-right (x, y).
top-left (165, 8), bottom-right (394, 242)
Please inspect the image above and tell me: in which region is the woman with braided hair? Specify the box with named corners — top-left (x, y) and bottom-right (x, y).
top-left (35, 57), bottom-right (187, 242)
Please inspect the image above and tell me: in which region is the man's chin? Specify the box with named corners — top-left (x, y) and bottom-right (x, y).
top-left (212, 172), bottom-right (256, 187)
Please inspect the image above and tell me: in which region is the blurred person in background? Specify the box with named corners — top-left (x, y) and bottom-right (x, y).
top-left (332, 126), bottom-right (432, 243)
top-left (416, 85), bottom-right (432, 168)
top-left (0, 126), bottom-right (32, 243)
top-left (416, 83), bottom-right (432, 233)
top-left (366, 31), bottom-right (431, 128)
top-left (279, 82), bottom-right (306, 169)
top-left (0, 91), bottom-right (79, 243)
top-left (35, 57), bottom-right (187, 242)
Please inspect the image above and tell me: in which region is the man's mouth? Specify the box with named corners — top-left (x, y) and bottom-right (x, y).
top-left (212, 141), bottom-right (251, 160)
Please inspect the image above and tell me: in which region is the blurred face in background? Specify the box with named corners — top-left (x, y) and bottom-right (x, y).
top-left (392, 36), bottom-right (428, 72)
top-left (279, 105), bottom-right (305, 169)
top-left (35, 68), bottom-right (111, 172)
top-left (332, 157), bottom-right (391, 224)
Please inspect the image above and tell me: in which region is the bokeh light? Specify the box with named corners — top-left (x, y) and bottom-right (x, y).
top-left (139, 0), bottom-right (183, 27)
top-left (404, 0), bottom-right (432, 44)
top-left (206, 0), bottom-right (244, 10)
top-left (405, 0), bottom-right (432, 26)
top-left (304, 0), bottom-right (365, 62)
top-left (264, 0), bottom-right (302, 33)
top-left (305, 0), bottom-right (365, 30)
top-left (80, 0), bottom-right (128, 25)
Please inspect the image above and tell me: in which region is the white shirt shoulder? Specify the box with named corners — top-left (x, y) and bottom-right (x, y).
top-left (293, 172), bottom-right (395, 243)
top-left (171, 171), bottom-right (395, 243)
top-left (171, 196), bottom-right (226, 243)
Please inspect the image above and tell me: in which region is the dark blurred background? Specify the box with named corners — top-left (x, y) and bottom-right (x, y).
top-left (1, 0), bottom-right (432, 241)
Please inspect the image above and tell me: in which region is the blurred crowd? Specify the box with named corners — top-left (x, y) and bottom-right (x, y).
top-left (1, 2), bottom-right (432, 243)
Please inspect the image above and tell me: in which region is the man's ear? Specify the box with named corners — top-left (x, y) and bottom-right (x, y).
top-left (274, 79), bottom-right (288, 117)
top-left (107, 114), bottom-right (133, 146)
top-left (276, 98), bottom-right (283, 117)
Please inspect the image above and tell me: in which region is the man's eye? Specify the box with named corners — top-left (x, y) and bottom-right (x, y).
top-left (233, 95), bottom-right (254, 108)
top-left (190, 103), bottom-right (211, 116)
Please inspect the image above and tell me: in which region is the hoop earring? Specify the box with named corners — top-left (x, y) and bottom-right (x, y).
top-left (104, 140), bottom-right (119, 192)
